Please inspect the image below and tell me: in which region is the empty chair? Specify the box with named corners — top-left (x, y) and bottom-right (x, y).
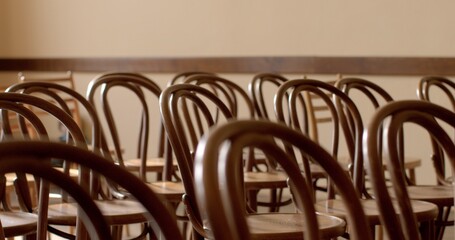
top-left (194, 119), bottom-right (372, 240)
top-left (0, 88), bottom-right (151, 239)
top-left (0, 140), bottom-right (183, 240)
top-left (87, 72), bottom-right (177, 181)
top-left (364, 100), bottom-right (455, 240)
top-left (274, 79), bottom-right (438, 238)
top-left (160, 83), bottom-right (346, 239)
top-left (183, 74), bottom-right (291, 212)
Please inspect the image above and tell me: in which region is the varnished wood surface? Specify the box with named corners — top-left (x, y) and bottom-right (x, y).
top-left (246, 212), bottom-right (345, 239)
top-left (315, 199), bottom-right (438, 226)
top-left (2, 57), bottom-right (455, 75)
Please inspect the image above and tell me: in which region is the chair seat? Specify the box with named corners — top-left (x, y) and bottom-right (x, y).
top-left (244, 171), bottom-right (288, 189)
top-left (147, 181), bottom-right (185, 202)
top-left (124, 157), bottom-right (178, 172)
top-left (315, 198), bottom-right (438, 226)
top-left (47, 199), bottom-right (149, 226)
top-left (389, 185), bottom-right (454, 207)
top-left (0, 212), bottom-right (38, 237)
top-left (246, 212), bottom-right (346, 239)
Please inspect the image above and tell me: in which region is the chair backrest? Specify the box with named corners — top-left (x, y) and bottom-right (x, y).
top-left (160, 83), bottom-right (234, 238)
top-left (18, 71), bottom-right (81, 127)
top-left (184, 74), bottom-right (255, 119)
top-left (194, 119), bottom-right (372, 240)
top-left (86, 72), bottom-right (169, 181)
top-left (248, 73), bottom-right (288, 120)
top-left (0, 140), bottom-right (183, 240)
top-left (167, 71), bottom-right (215, 87)
top-left (364, 100), bottom-right (455, 240)
top-left (417, 76), bottom-right (455, 111)
top-left (0, 92), bottom-right (89, 238)
top-left (274, 79), bottom-right (364, 196)
top-left (417, 76), bottom-right (455, 185)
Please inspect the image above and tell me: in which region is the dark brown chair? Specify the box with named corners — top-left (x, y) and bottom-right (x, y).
top-left (417, 76), bottom-right (455, 239)
top-left (194, 119), bottom-right (372, 240)
top-left (184, 74), bottom-right (291, 212)
top-left (364, 100), bottom-right (455, 240)
top-left (274, 79), bottom-right (438, 238)
top-left (336, 77), bottom-right (422, 184)
top-left (0, 140), bottom-right (183, 240)
top-left (418, 76), bottom-right (455, 112)
top-left (2, 86), bottom-right (151, 239)
top-left (160, 83), bottom-right (346, 239)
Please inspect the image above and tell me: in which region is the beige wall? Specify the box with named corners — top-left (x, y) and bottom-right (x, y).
top-left (1, 1), bottom-right (454, 185)
top-left (1, 1), bottom-right (455, 57)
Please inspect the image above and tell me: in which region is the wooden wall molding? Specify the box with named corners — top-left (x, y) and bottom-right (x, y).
top-left (1, 56), bottom-right (455, 75)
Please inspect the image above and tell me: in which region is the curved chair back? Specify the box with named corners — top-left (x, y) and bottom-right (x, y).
top-left (0, 140), bottom-right (183, 240)
top-left (418, 76), bottom-right (455, 111)
top-left (364, 100), bottom-right (455, 240)
top-left (160, 83), bottom-right (234, 238)
top-left (275, 79), bottom-right (364, 196)
top-left (248, 73), bottom-right (288, 119)
top-left (194, 119), bottom-right (372, 240)
top-left (86, 72), bottom-right (170, 180)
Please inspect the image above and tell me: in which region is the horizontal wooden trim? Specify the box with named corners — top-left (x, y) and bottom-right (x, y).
top-left (1, 57), bottom-right (455, 75)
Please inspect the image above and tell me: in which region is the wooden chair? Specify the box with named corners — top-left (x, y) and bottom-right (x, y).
top-left (417, 76), bottom-right (455, 239)
top-left (87, 72), bottom-right (175, 181)
top-left (193, 119), bottom-right (372, 240)
top-left (0, 90), bottom-right (151, 239)
top-left (0, 140), bottom-right (183, 240)
top-left (248, 73), bottom-right (289, 120)
top-left (183, 74), bottom-right (292, 213)
top-left (274, 79), bottom-right (438, 238)
top-left (418, 76), bottom-right (455, 113)
top-left (86, 72), bottom-right (185, 235)
top-left (336, 77), bottom-right (422, 184)
top-left (17, 71), bottom-right (82, 128)
top-left (364, 100), bottom-right (455, 240)
top-left (160, 83), bottom-right (346, 239)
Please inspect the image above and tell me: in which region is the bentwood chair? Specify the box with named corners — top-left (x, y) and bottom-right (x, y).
top-left (87, 72), bottom-right (178, 182)
top-left (418, 76), bottom-right (455, 113)
top-left (336, 77), bottom-right (422, 184)
top-left (160, 83), bottom-right (346, 240)
top-left (417, 76), bottom-right (455, 239)
top-left (183, 74), bottom-right (291, 212)
top-left (2, 87), bottom-right (150, 239)
top-left (194, 119), bottom-right (372, 240)
top-left (364, 100), bottom-right (455, 240)
top-left (0, 140), bottom-right (183, 240)
top-left (274, 79), bottom-right (438, 238)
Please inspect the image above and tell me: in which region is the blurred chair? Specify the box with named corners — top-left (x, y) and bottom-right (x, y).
top-left (364, 100), bottom-right (455, 240)
top-left (194, 119), bottom-right (372, 240)
top-left (160, 83), bottom-right (346, 239)
top-left (418, 76), bottom-right (455, 112)
top-left (0, 89), bottom-right (150, 239)
top-left (17, 71), bottom-right (81, 128)
top-left (0, 140), bottom-right (183, 240)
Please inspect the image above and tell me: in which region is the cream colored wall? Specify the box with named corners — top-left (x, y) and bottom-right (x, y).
top-left (1, 1), bottom-right (455, 57)
top-left (1, 1), bottom-right (454, 185)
